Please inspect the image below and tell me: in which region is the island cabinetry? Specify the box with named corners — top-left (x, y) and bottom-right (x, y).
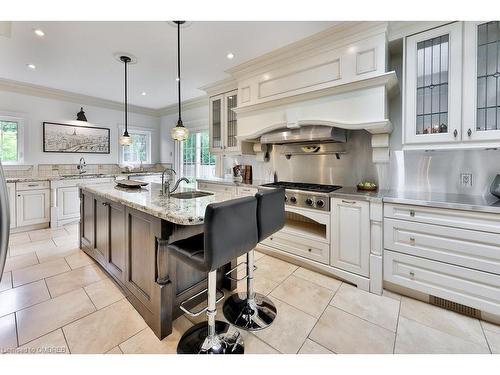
top-left (79, 188), bottom-right (236, 339)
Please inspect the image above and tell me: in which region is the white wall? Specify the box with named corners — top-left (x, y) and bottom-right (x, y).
top-left (0, 90), bottom-right (161, 165)
top-left (160, 103), bottom-right (209, 164)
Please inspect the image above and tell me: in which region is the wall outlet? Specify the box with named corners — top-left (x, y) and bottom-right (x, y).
top-left (459, 173), bottom-right (473, 187)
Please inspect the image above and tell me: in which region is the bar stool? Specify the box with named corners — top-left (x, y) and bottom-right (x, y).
top-left (168, 196), bottom-right (259, 354)
top-left (223, 188), bottom-right (285, 330)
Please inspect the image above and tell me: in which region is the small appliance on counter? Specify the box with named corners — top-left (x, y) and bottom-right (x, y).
top-left (233, 165), bottom-right (253, 182)
top-left (490, 174), bottom-right (500, 199)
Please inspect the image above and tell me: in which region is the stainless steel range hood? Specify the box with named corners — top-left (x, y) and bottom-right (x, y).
top-left (260, 125), bottom-right (347, 145)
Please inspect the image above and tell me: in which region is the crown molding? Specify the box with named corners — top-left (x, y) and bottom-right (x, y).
top-left (387, 21), bottom-right (450, 42)
top-left (156, 95), bottom-right (208, 116)
top-left (226, 21), bottom-right (388, 80)
top-left (199, 77), bottom-right (237, 96)
top-left (0, 78), bottom-right (159, 117)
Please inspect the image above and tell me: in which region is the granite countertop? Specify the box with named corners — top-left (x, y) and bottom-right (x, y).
top-left (196, 177), bottom-right (271, 188)
top-left (6, 171), bottom-right (163, 183)
top-left (81, 182), bottom-right (231, 225)
top-left (383, 190), bottom-right (500, 214)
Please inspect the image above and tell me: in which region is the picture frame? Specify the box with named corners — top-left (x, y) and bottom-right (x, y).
top-left (42, 122), bottom-right (110, 154)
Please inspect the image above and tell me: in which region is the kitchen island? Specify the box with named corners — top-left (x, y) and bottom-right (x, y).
top-left (79, 182), bottom-right (236, 339)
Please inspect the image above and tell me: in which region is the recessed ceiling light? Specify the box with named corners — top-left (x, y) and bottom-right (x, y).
top-left (226, 52), bottom-right (234, 60)
top-left (33, 29), bottom-right (45, 37)
top-left (141, 92), bottom-right (147, 96)
top-left (27, 64), bottom-right (36, 70)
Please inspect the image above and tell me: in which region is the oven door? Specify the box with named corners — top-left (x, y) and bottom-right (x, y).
top-left (260, 205), bottom-right (331, 265)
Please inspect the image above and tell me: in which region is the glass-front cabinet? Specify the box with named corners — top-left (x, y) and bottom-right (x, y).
top-left (463, 21), bottom-right (500, 142)
top-left (404, 22), bottom-right (463, 145)
top-left (209, 90), bottom-right (239, 154)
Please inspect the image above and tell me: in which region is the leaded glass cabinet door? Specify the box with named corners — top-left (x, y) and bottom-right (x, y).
top-left (404, 22), bottom-right (463, 145)
top-left (224, 90), bottom-right (239, 153)
top-left (209, 94), bottom-right (224, 153)
top-left (463, 21), bottom-right (500, 142)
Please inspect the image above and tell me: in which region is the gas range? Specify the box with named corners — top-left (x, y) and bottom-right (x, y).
top-left (260, 181), bottom-right (342, 212)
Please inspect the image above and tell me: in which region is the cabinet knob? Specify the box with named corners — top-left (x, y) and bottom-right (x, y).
top-left (409, 210), bottom-right (415, 217)
top-left (308, 248), bottom-right (312, 252)
top-left (409, 271), bottom-right (415, 279)
top-left (453, 129), bottom-right (458, 137)
top-left (409, 237), bottom-right (415, 244)
top-left (467, 128), bottom-right (472, 137)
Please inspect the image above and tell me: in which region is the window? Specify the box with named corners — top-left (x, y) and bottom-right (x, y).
top-left (119, 128), bottom-right (151, 165)
top-left (182, 130), bottom-right (216, 179)
top-left (0, 116), bottom-right (24, 164)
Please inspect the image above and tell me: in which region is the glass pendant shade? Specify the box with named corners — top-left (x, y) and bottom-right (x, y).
top-left (170, 120), bottom-right (189, 141)
top-left (119, 132), bottom-right (133, 146)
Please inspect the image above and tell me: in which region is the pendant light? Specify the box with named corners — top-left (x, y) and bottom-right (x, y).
top-left (119, 55), bottom-right (133, 146)
top-left (170, 21), bottom-right (189, 141)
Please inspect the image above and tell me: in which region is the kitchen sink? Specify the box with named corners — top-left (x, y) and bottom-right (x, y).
top-left (169, 191), bottom-right (213, 199)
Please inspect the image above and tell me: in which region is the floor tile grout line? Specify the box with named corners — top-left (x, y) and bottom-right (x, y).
top-left (60, 327), bottom-right (72, 354)
top-left (44, 278), bottom-right (53, 299)
top-left (117, 327), bottom-right (149, 352)
top-left (306, 336), bottom-right (337, 354)
top-left (14, 311), bottom-right (19, 349)
top-left (392, 296), bottom-right (402, 354)
top-left (82, 286), bottom-right (98, 311)
top-left (479, 319), bottom-right (493, 354)
top-left (328, 304), bottom-right (398, 334)
top-left (292, 269), bottom-right (343, 293)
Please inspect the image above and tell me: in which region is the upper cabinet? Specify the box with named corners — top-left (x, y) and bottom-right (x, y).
top-left (404, 21), bottom-right (500, 148)
top-left (404, 22), bottom-right (463, 145)
top-left (206, 84), bottom-right (254, 155)
top-left (463, 21), bottom-right (500, 142)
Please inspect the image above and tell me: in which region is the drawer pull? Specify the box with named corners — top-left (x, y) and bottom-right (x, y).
top-left (308, 248), bottom-right (312, 252)
top-left (409, 210), bottom-right (415, 217)
top-left (102, 202), bottom-right (110, 206)
top-left (409, 237), bottom-right (415, 245)
top-left (342, 200), bottom-right (356, 205)
top-left (27, 183), bottom-right (39, 187)
top-left (409, 271), bottom-right (415, 279)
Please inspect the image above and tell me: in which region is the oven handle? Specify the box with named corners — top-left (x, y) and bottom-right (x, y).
top-left (341, 199), bottom-right (357, 205)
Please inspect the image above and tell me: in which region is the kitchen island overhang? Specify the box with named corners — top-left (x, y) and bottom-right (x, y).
top-left (78, 182), bottom-right (237, 339)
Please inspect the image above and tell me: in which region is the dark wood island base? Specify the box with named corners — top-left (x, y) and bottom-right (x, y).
top-left (79, 189), bottom-right (236, 339)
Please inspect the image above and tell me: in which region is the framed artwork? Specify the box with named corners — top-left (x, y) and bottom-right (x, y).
top-left (43, 122), bottom-right (110, 154)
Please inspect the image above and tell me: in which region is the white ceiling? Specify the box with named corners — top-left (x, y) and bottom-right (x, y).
top-left (0, 21), bottom-right (337, 109)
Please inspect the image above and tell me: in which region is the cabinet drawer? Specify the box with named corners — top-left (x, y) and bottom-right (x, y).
top-left (262, 231), bottom-right (329, 265)
top-left (384, 218), bottom-right (500, 274)
top-left (384, 250), bottom-right (500, 316)
top-left (198, 182), bottom-right (235, 193)
top-left (17, 181), bottom-right (49, 191)
top-left (237, 186), bottom-right (257, 196)
top-left (384, 203), bottom-right (500, 234)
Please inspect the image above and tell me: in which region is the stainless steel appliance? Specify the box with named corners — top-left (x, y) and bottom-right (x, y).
top-left (0, 161), bottom-right (10, 277)
top-left (260, 181), bottom-right (342, 212)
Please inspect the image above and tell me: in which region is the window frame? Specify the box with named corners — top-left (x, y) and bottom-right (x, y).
top-left (0, 115), bottom-right (25, 165)
top-left (118, 126), bottom-right (152, 166)
top-left (180, 127), bottom-right (217, 179)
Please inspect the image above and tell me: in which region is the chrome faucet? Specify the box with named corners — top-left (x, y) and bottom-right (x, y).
top-left (77, 157), bottom-right (86, 174)
top-left (161, 168), bottom-right (189, 197)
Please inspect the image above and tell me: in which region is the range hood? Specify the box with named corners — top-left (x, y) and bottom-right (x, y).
top-left (260, 125), bottom-right (347, 145)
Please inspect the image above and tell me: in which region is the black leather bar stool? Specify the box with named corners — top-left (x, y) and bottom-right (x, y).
top-left (223, 188), bottom-right (285, 330)
top-left (168, 196), bottom-right (258, 354)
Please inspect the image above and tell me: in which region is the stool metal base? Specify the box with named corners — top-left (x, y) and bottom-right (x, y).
top-left (223, 293), bottom-right (277, 331)
top-left (177, 321), bottom-right (244, 354)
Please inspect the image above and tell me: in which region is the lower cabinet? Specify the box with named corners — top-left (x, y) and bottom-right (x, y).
top-left (16, 189), bottom-right (50, 227)
top-left (56, 186), bottom-right (80, 223)
top-left (6, 183), bottom-right (16, 229)
top-left (331, 198), bottom-right (370, 277)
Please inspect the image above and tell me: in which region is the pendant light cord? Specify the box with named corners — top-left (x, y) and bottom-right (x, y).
top-left (177, 21), bottom-right (182, 124)
top-left (124, 58), bottom-right (128, 134)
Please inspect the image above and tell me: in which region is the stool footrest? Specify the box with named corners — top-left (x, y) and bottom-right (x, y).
top-left (225, 262), bottom-right (258, 282)
top-left (179, 288), bottom-right (225, 317)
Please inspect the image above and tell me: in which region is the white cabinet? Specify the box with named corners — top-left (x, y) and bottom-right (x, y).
top-left (6, 182), bottom-right (16, 229)
top-left (463, 21), bottom-right (500, 142)
top-left (16, 189), bottom-right (50, 227)
top-left (209, 90), bottom-right (254, 155)
top-left (404, 22), bottom-right (463, 145)
top-left (56, 186), bottom-right (80, 222)
top-left (197, 181), bottom-right (235, 200)
top-left (331, 198), bottom-right (370, 277)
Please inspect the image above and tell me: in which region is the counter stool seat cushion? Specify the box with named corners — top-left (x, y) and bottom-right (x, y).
top-left (167, 233), bottom-right (205, 272)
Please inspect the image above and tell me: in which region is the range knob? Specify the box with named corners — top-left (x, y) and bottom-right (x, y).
top-left (289, 196), bottom-right (297, 204)
top-left (316, 200), bottom-right (325, 208)
top-left (305, 198), bottom-right (314, 206)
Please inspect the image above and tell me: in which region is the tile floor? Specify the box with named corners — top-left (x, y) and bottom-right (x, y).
top-left (0, 225), bottom-right (499, 354)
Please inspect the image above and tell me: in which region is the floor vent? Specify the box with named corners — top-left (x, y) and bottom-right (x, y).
top-left (430, 296), bottom-right (481, 319)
